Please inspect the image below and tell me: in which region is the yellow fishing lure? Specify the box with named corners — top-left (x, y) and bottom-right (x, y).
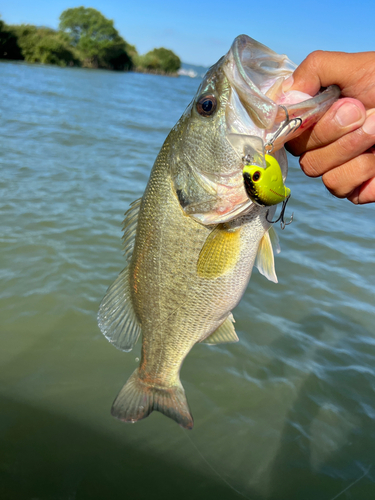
top-left (243, 154), bottom-right (291, 207)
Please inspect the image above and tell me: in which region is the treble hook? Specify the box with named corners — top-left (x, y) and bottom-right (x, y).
top-left (266, 195), bottom-right (293, 230)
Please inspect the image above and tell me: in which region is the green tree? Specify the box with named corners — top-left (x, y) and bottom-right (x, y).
top-left (59, 7), bottom-right (133, 70)
top-left (0, 19), bottom-right (23, 60)
top-left (10, 25), bottom-right (78, 66)
top-left (136, 47), bottom-right (181, 74)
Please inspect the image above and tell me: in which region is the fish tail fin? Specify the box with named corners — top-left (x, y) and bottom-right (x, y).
top-left (111, 369), bottom-right (194, 429)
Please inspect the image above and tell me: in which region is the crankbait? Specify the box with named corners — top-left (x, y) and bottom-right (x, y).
top-left (242, 154), bottom-right (290, 207)
top-left (241, 106), bottom-right (299, 229)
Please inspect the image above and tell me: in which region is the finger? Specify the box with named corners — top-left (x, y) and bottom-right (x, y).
top-left (347, 173), bottom-right (375, 205)
top-left (286, 98), bottom-right (366, 156)
top-left (284, 51), bottom-right (368, 97)
top-left (284, 51), bottom-right (375, 110)
top-left (299, 110), bottom-right (375, 177)
top-left (322, 148), bottom-right (375, 199)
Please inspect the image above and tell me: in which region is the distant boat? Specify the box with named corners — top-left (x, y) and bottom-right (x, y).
top-left (178, 68), bottom-right (198, 78)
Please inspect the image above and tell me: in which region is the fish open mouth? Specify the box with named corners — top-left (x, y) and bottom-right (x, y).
top-left (221, 34), bottom-right (340, 199)
top-left (223, 35), bottom-right (340, 157)
top-left (224, 35), bottom-right (296, 132)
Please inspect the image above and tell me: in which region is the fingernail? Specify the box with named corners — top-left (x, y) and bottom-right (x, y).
top-left (362, 113), bottom-right (375, 135)
top-left (282, 75), bottom-right (294, 92)
top-left (335, 102), bottom-right (363, 127)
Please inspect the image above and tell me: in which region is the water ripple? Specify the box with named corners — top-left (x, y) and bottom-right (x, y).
top-left (1, 60), bottom-right (375, 498)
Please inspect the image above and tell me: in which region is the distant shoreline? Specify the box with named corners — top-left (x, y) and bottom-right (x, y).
top-left (133, 67), bottom-right (178, 78)
top-left (0, 8), bottom-right (182, 76)
top-left (0, 58), bottom-right (200, 78)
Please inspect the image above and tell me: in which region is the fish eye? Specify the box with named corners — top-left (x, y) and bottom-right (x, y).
top-left (196, 94), bottom-right (217, 117)
top-left (252, 171), bottom-right (261, 182)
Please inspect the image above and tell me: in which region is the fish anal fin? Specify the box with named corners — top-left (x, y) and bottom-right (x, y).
top-left (255, 231), bottom-right (278, 283)
top-left (201, 314), bottom-right (239, 345)
top-left (97, 267), bottom-right (141, 352)
top-left (111, 369), bottom-right (194, 430)
top-left (197, 224), bottom-right (241, 279)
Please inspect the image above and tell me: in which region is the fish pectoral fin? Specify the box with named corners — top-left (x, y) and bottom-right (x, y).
top-left (201, 314), bottom-right (239, 345)
top-left (111, 369), bottom-right (194, 430)
top-left (255, 230), bottom-right (278, 283)
top-left (97, 266), bottom-right (141, 352)
top-left (122, 198), bottom-right (142, 262)
top-left (197, 224), bottom-right (241, 279)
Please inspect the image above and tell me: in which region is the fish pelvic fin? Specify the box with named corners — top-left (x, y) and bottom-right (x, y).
top-left (255, 230), bottom-right (278, 283)
top-left (111, 369), bottom-right (194, 430)
top-left (98, 266), bottom-right (141, 352)
top-left (268, 226), bottom-right (280, 254)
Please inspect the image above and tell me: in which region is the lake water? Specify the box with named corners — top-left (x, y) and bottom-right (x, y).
top-left (1, 60), bottom-right (375, 500)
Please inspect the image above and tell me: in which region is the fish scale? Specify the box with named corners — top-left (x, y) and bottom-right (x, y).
top-left (132, 143), bottom-right (245, 380)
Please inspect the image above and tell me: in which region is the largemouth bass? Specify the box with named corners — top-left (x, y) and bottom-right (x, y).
top-left (98, 35), bottom-right (339, 429)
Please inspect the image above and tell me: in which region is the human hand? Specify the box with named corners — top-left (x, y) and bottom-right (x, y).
top-left (285, 51), bottom-right (375, 204)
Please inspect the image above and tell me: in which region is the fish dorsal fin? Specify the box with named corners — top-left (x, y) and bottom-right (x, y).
top-left (98, 266), bottom-right (141, 352)
top-left (197, 224), bottom-right (241, 279)
top-left (122, 198), bottom-right (142, 262)
top-left (201, 314), bottom-right (239, 344)
top-left (255, 230), bottom-right (278, 283)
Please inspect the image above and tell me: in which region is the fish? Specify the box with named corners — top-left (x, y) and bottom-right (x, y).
top-left (98, 34), bottom-right (339, 429)
top-left (243, 154), bottom-right (291, 206)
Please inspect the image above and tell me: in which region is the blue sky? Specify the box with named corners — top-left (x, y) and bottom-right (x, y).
top-left (1, 0), bottom-right (374, 66)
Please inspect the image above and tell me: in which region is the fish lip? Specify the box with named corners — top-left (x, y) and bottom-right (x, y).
top-left (224, 35), bottom-right (295, 131)
top-left (230, 34), bottom-right (296, 83)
